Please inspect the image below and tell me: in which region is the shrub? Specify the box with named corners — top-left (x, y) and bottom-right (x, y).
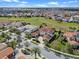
top-left (42, 57), bottom-right (46, 59)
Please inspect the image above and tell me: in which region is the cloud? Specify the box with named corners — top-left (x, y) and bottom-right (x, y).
top-left (63, 0), bottom-right (78, 4)
top-left (48, 1), bottom-right (58, 5)
top-left (35, 4), bottom-right (48, 7)
top-left (2, 0), bottom-right (11, 2)
top-left (17, 4), bottom-right (48, 7)
top-left (17, 4), bottom-right (26, 7)
top-left (1, 0), bottom-right (78, 7)
top-left (2, 0), bottom-right (19, 2)
top-left (21, 1), bottom-right (28, 4)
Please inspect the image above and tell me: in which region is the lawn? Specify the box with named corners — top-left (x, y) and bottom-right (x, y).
top-left (0, 17), bottom-right (79, 32)
top-left (0, 36), bottom-right (6, 43)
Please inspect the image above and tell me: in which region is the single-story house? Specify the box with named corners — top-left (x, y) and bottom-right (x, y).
top-left (64, 32), bottom-right (79, 45)
top-left (18, 25), bottom-right (38, 33)
top-left (31, 26), bottom-right (55, 41)
top-left (0, 47), bottom-right (14, 59)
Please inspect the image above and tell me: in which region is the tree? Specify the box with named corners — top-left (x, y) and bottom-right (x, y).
top-left (6, 35), bottom-right (11, 41)
top-left (25, 34), bottom-right (32, 39)
top-left (44, 40), bottom-right (50, 47)
top-left (1, 32), bottom-right (7, 38)
top-left (33, 47), bottom-right (41, 59)
top-left (9, 28), bottom-right (21, 35)
top-left (8, 40), bottom-right (18, 49)
top-left (0, 26), bottom-right (7, 31)
top-left (67, 44), bottom-right (74, 54)
top-left (42, 57), bottom-right (46, 59)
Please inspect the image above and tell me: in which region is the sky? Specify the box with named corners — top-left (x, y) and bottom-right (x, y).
top-left (0, 0), bottom-right (79, 7)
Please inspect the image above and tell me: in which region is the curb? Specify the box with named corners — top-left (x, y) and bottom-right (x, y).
top-left (46, 47), bottom-right (79, 58)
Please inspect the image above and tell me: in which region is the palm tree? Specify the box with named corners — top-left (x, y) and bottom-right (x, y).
top-left (1, 32), bottom-right (7, 38)
top-left (33, 47), bottom-right (41, 59)
top-left (8, 40), bottom-right (18, 49)
top-left (9, 28), bottom-right (21, 35)
top-left (1, 26), bottom-right (7, 31)
top-left (25, 34), bottom-right (32, 39)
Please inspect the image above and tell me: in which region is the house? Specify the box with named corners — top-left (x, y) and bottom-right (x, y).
top-left (72, 15), bottom-right (79, 23)
top-left (55, 16), bottom-right (63, 21)
top-left (18, 25), bottom-right (38, 33)
top-left (8, 22), bottom-right (23, 27)
top-left (0, 43), bottom-right (14, 59)
top-left (63, 16), bottom-right (71, 22)
top-left (0, 22), bottom-right (11, 27)
top-left (31, 26), bottom-right (55, 41)
top-left (39, 26), bottom-right (54, 41)
top-left (0, 47), bottom-right (14, 59)
top-left (64, 32), bottom-right (79, 45)
top-left (2, 56), bottom-right (9, 59)
top-left (31, 31), bottom-right (39, 38)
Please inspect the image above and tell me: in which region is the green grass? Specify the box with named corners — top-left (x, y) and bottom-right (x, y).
top-left (0, 36), bottom-right (6, 43)
top-left (0, 17), bottom-right (79, 31)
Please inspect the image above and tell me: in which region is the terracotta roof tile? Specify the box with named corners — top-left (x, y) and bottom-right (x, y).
top-left (64, 32), bottom-right (77, 38)
top-left (0, 47), bottom-right (14, 59)
top-left (43, 35), bottom-right (51, 41)
top-left (2, 56), bottom-right (9, 59)
top-left (39, 27), bottom-right (54, 33)
top-left (64, 32), bottom-right (79, 45)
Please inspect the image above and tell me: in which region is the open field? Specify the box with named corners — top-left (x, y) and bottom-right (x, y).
top-left (0, 17), bottom-right (79, 31)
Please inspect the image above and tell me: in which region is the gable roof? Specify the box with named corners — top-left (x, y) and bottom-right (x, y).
top-left (0, 47), bottom-right (14, 59)
top-left (2, 56), bottom-right (9, 59)
top-left (64, 32), bottom-right (79, 45)
top-left (64, 32), bottom-right (77, 38)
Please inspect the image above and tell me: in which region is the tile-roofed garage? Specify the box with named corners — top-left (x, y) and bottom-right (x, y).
top-left (0, 47), bottom-right (14, 59)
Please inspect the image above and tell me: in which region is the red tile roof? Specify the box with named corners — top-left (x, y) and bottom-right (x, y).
top-left (43, 35), bottom-right (50, 41)
top-left (2, 56), bottom-right (9, 59)
top-left (31, 31), bottom-right (39, 36)
top-left (0, 47), bottom-right (14, 59)
top-left (39, 27), bottom-right (53, 33)
top-left (68, 40), bottom-right (79, 45)
top-left (64, 32), bottom-right (78, 38)
top-left (64, 32), bottom-right (79, 45)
